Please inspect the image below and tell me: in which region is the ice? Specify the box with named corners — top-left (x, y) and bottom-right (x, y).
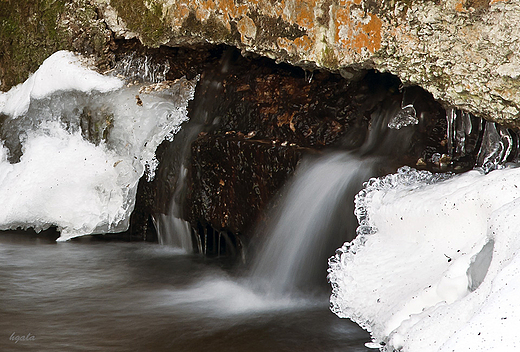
top-left (329, 165), bottom-right (520, 351)
top-left (0, 51), bottom-right (123, 118)
top-left (387, 104), bottom-right (418, 129)
top-left (446, 108), bottom-right (482, 160)
top-left (476, 121), bottom-right (513, 173)
top-left (0, 51), bottom-right (197, 240)
top-left (0, 122), bottom-right (132, 237)
top-left (112, 53), bottom-right (170, 84)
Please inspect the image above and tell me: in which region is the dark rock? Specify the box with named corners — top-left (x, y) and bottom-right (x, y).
top-left (186, 134), bottom-right (306, 237)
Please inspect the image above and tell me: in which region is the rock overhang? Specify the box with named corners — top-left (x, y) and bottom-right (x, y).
top-left (2, 0), bottom-right (520, 126)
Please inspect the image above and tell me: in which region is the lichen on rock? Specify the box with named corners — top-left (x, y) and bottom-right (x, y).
top-left (94, 0), bottom-right (520, 126)
top-left (3, 0), bottom-right (520, 126)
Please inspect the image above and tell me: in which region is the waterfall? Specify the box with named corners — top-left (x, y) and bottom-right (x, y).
top-left (151, 50), bottom-right (233, 251)
top-left (250, 153), bottom-right (376, 294)
top-left (250, 92), bottom-right (424, 295)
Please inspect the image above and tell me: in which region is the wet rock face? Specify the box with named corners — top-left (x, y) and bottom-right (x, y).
top-left (204, 52), bottom-right (373, 149)
top-left (186, 135), bottom-right (304, 236)
top-left (179, 49), bottom-right (453, 242)
top-left (179, 51), bottom-right (370, 238)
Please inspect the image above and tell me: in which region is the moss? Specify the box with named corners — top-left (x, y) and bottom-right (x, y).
top-left (0, 0), bottom-right (67, 90)
top-left (110, 0), bottom-right (168, 47)
top-left (321, 45), bottom-right (339, 70)
top-left (0, 0), bottom-right (111, 91)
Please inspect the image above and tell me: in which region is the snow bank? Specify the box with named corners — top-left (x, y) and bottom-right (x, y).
top-left (0, 51), bottom-right (197, 240)
top-left (0, 51), bottom-right (123, 118)
top-left (329, 166), bottom-right (520, 351)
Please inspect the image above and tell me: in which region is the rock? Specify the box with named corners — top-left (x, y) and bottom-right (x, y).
top-left (186, 134), bottom-right (305, 236)
top-left (0, 0), bottom-right (114, 91)
top-left (81, 0), bottom-right (520, 126)
top-left (3, 0), bottom-right (520, 124)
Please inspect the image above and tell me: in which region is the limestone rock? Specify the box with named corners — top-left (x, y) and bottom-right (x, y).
top-left (93, 0), bottom-right (520, 126)
top-left (2, 0), bottom-right (520, 124)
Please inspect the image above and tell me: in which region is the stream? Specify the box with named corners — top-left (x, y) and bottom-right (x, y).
top-left (0, 233), bottom-right (369, 351)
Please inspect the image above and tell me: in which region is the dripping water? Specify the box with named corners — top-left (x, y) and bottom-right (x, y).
top-left (152, 50), bottom-right (235, 251)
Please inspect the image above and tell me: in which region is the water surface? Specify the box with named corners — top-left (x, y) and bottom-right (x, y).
top-left (0, 233), bottom-right (370, 351)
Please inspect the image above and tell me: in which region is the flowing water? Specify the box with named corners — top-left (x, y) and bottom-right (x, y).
top-left (0, 233), bottom-right (370, 352)
top-left (250, 153), bottom-right (376, 294)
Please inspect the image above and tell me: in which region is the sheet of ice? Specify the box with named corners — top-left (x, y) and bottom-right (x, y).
top-left (329, 166), bottom-right (520, 351)
top-left (0, 51), bottom-right (197, 240)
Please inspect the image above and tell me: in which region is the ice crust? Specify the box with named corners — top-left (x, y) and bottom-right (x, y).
top-left (0, 51), bottom-right (196, 240)
top-left (329, 166), bottom-right (520, 351)
top-left (0, 51), bottom-right (123, 118)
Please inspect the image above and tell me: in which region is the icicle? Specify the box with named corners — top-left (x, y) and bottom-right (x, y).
top-left (112, 54), bottom-right (170, 84)
top-left (387, 104), bottom-right (418, 129)
top-left (463, 112), bottom-right (482, 156)
top-left (304, 70), bottom-right (314, 84)
top-left (446, 108), bottom-right (456, 156)
top-left (454, 111), bottom-right (466, 157)
top-left (445, 109), bottom-right (483, 160)
top-left (388, 89), bottom-right (418, 130)
top-left (475, 121), bottom-right (513, 173)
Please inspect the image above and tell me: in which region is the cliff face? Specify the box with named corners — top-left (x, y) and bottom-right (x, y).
top-left (2, 1), bottom-right (520, 125)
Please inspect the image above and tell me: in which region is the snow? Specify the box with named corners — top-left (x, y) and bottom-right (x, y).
top-left (0, 122), bottom-right (134, 238)
top-left (0, 51), bottom-right (123, 118)
top-left (329, 166), bottom-right (520, 351)
top-left (0, 51), bottom-right (196, 240)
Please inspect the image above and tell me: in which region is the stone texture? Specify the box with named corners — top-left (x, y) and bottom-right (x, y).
top-left (0, 0), bottom-right (114, 91)
top-left (3, 0), bottom-right (520, 124)
top-left (186, 135), bottom-right (304, 236)
top-left (90, 0), bottom-right (520, 126)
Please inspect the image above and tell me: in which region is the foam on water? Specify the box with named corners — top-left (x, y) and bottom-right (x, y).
top-left (329, 166), bottom-right (520, 351)
top-left (0, 51), bottom-right (197, 240)
top-left (156, 275), bottom-right (317, 316)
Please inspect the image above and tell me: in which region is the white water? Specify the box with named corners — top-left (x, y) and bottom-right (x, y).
top-left (329, 165), bottom-right (520, 351)
top-left (0, 51), bottom-right (197, 240)
top-left (154, 212), bottom-right (193, 252)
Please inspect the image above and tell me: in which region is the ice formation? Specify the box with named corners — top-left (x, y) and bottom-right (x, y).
top-left (0, 51), bottom-right (123, 118)
top-left (0, 51), bottom-right (197, 240)
top-left (329, 166), bottom-right (520, 351)
top-left (387, 105), bottom-right (418, 130)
